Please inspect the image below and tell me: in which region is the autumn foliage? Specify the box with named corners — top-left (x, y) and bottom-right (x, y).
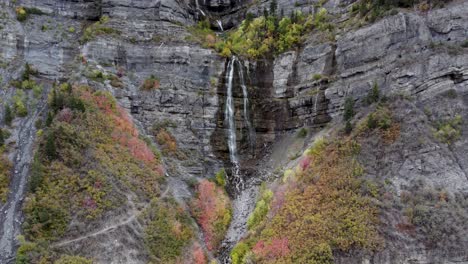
top-left (23, 85), bottom-right (163, 249)
top-left (231, 138), bottom-right (381, 263)
top-left (191, 243), bottom-right (207, 264)
top-left (252, 238), bottom-right (290, 261)
top-left (191, 180), bottom-right (231, 251)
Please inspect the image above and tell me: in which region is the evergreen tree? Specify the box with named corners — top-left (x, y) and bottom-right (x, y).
top-left (45, 132), bottom-right (57, 160)
top-left (366, 82), bottom-right (380, 104)
top-left (0, 129), bottom-right (4, 146)
top-left (263, 7), bottom-right (269, 18)
top-left (270, 0), bottom-right (278, 16)
top-left (45, 112), bottom-right (53, 127)
top-left (4, 105), bottom-right (13, 126)
top-left (343, 97), bottom-right (355, 121)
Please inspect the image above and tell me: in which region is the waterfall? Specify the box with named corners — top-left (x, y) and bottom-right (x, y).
top-left (236, 60), bottom-right (256, 155)
top-left (195, 0), bottom-right (206, 16)
top-left (225, 57), bottom-right (242, 190)
top-left (216, 20), bottom-right (224, 31)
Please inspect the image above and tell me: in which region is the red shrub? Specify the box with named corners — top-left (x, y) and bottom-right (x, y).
top-left (192, 180), bottom-right (230, 251)
top-left (299, 155), bottom-right (311, 171)
top-left (56, 108), bottom-right (73, 123)
top-left (253, 238), bottom-right (290, 260)
top-left (192, 243), bottom-right (206, 264)
top-left (270, 185), bottom-right (287, 216)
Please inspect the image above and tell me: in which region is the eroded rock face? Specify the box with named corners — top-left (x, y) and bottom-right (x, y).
top-left (0, 0), bottom-right (467, 262)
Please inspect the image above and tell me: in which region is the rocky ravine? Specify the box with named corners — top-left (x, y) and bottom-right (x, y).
top-left (0, 0), bottom-right (467, 263)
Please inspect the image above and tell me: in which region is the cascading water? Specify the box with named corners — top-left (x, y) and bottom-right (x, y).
top-left (216, 20), bottom-right (224, 31)
top-left (237, 60), bottom-right (256, 155)
top-left (225, 57), bottom-right (243, 190)
top-left (195, 0), bottom-right (206, 17)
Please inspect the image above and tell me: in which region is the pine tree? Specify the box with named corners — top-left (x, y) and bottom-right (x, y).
top-left (366, 82), bottom-right (380, 104)
top-left (343, 97), bottom-right (355, 121)
top-left (0, 129), bottom-right (4, 146)
top-left (270, 0), bottom-right (278, 16)
top-left (45, 132), bottom-right (57, 160)
top-left (45, 112), bottom-right (53, 127)
top-left (4, 105), bottom-right (13, 126)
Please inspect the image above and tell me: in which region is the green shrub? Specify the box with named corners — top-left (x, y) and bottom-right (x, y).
top-left (345, 120), bottom-right (353, 134)
top-left (4, 105), bottom-right (13, 125)
top-left (141, 75), bottom-right (160, 90)
top-left (213, 9), bottom-right (327, 59)
top-left (230, 241), bottom-right (251, 264)
top-left (16, 7), bottom-right (28, 22)
top-left (312, 73), bottom-right (322, 81)
top-left (0, 129), bottom-right (4, 146)
top-left (343, 97), bottom-right (355, 121)
top-left (143, 198), bottom-right (193, 262)
top-left (366, 82), bottom-right (380, 104)
top-left (433, 115), bottom-right (462, 144)
top-left (444, 89), bottom-right (457, 99)
top-left (247, 186), bottom-right (273, 230)
top-left (13, 90), bottom-right (28, 117)
top-left (81, 16), bottom-right (120, 43)
top-left (215, 168), bottom-right (226, 187)
top-left (29, 155), bottom-right (44, 193)
top-left (297, 127), bottom-right (308, 138)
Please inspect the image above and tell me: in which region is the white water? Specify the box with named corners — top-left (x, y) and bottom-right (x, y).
top-left (216, 20), bottom-right (224, 31)
top-left (236, 60), bottom-right (256, 155)
top-left (195, 0), bottom-right (206, 16)
top-left (225, 57), bottom-right (242, 190)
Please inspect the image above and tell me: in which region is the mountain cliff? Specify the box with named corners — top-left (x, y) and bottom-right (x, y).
top-left (0, 0), bottom-right (467, 263)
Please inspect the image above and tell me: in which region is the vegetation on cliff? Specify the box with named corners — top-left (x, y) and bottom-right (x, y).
top-left (18, 84), bottom-right (164, 263)
top-left (231, 136), bottom-right (382, 263)
top-left (192, 179), bottom-right (232, 252)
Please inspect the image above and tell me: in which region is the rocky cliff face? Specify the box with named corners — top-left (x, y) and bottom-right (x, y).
top-left (0, 0), bottom-right (467, 263)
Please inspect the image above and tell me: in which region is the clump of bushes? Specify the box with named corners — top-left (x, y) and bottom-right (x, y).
top-left (214, 8), bottom-right (333, 59)
top-left (0, 150), bottom-right (12, 202)
top-left (141, 75), bottom-right (160, 90)
top-left (215, 168), bottom-right (226, 187)
top-left (247, 185), bottom-right (273, 230)
top-left (433, 115), bottom-right (462, 144)
top-left (143, 198), bottom-right (194, 263)
top-left (155, 129), bottom-right (177, 153)
top-left (13, 90), bottom-right (28, 117)
top-left (343, 97), bottom-right (355, 134)
top-left (296, 127), bottom-right (308, 138)
top-left (15, 7), bottom-right (45, 22)
top-left (366, 82), bottom-right (380, 105)
top-left (366, 106), bottom-right (392, 130)
top-left (186, 19), bottom-right (218, 48)
top-left (4, 105), bottom-right (13, 126)
top-left (191, 179), bottom-right (232, 251)
top-left (81, 16), bottom-right (120, 43)
top-left (16, 7), bottom-right (28, 22)
top-left (399, 182), bottom-right (468, 251)
top-left (230, 137), bottom-right (381, 263)
top-left (23, 84), bottom-right (163, 246)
